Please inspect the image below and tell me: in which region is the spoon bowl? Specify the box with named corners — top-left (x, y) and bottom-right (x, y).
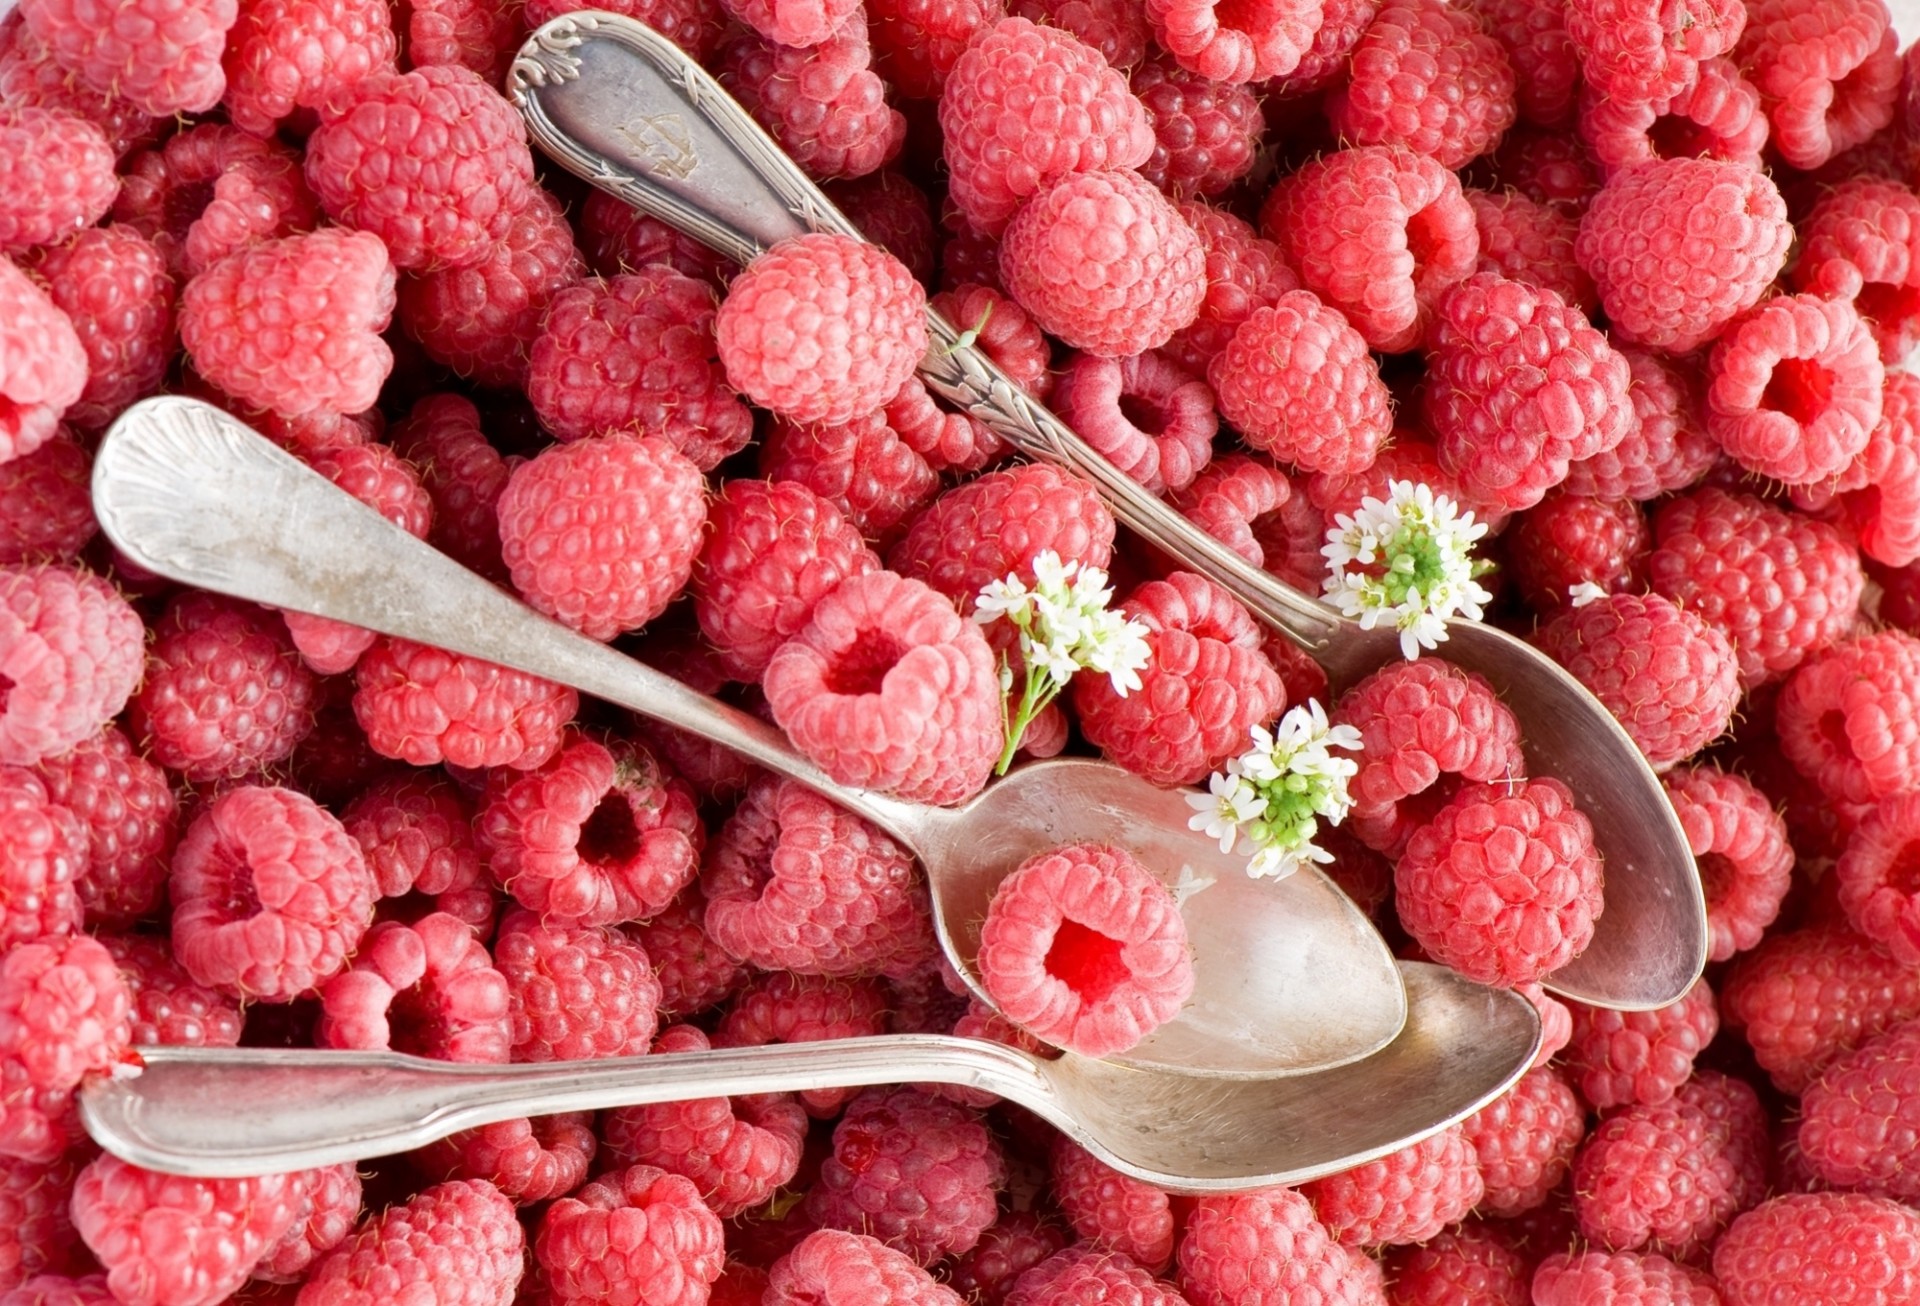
top-left (507, 12), bottom-right (1709, 1011)
top-left (92, 396), bottom-right (1406, 1079)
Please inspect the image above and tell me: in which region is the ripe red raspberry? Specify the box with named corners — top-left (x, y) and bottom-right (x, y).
top-left (1143, 0), bottom-right (1322, 84)
top-left (388, 394), bottom-right (510, 582)
top-left (113, 126), bottom-right (318, 279)
top-left (0, 15), bottom-right (159, 158)
top-left (1797, 1016), bottom-right (1920, 1200)
top-left (305, 64), bottom-right (534, 270)
top-left (298, 1178), bottom-right (525, 1306)
top-left (1325, 0), bottom-right (1517, 169)
top-left (720, 18), bottom-right (905, 181)
top-left (318, 912), bottom-right (509, 1060)
top-left (0, 432), bottom-right (94, 566)
top-left (0, 1150), bottom-right (87, 1289)
top-left (1790, 177), bottom-right (1920, 362)
top-left (523, 0), bottom-right (725, 59)
top-left (35, 727), bottom-right (177, 928)
top-left (889, 464), bottom-right (1117, 608)
top-left (100, 933), bottom-right (241, 1049)
top-left (575, 189), bottom-right (731, 286)
top-left (352, 637), bottom-right (576, 772)
top-left (1163, 200), bottom-right (1298, 376)
top-left (760, 406), bottom-right (941, 545)
top-left (1563, 347), bottom-right (1718, 501)
top-left (1177, 1188), bottom-right (1357, 1306)
top-left (721, 0), bottom-right (855, 47)
top-left (1261, 145), bottom-right (1479, 353)
top-left (601, 1023), bottom-right (807, 1218)
top-left (930, 282), bottom-right (1052, 403)
top-left (1457, 0), bottom-right (1575, 127)
top-left (169, 785), bottom-right (376, 1001)
top-left (763, 570), bottom-right (1003, 805)
top-left (867, 0), bottom-right (1000, 99)
top-left (1663, 765), bottom-right (1792, 963)
top-left (493, 908), bottom-right (661, 1061)
top-left (1460, 1065), bottom-right (1584, 1218)
top-left (1810, 366), bottom-right (1920, 570)
top-left (1714, 1192), bottom-right (1920, 1306)
top-left (1053, 350), bottom-right (1215, 496)
top-left (220, 0), bottom-right (395, 136)
top-left (948, 1213), bottom-right (1069, 1306)
top-left (1209, 291), bottom-right (1389, 477)
top-left (1304, 1123), bottom-right (1484, 1248)
top-left (1481, 124), bottom-right (1601, 208)
top-left (1503, 493), bottom-right (1648, 614)
top-left (181, 228), bottom-right (395, 420)
top-left (807, 1085), bottom-right (1005, 1264)
top-left (1562, 0), bottom-right (1744, 103)
top-left (768, 1230), bottom-right (963, 1306)
top-left (1563, 979), bottom-right (1718, 1110)
top-left (0, 258), bottom-right (86, 466)
top-left (71, 1156), bottom-right (304, 1306)
top-left (18, 0), bottom-right (236, 114)
top-left (875, 370), bottom-right (998, 479)
top-left (0, 933), bottom-right (129, 1163)
top-left (0, 565), bottom-right (144, 768)
top-left (1172, 454), bottom-right (1323, 589)
top-left (414, 1112), bottom-right (595, 1205)
top-left (0, 107), bottom-right (115, 256)
top-left (702, 774), bottom-right (933, 978)
top-left (1738, 0), bottom-right (1898, 171)
top-left (1574, 158), bottom-right (1790, 354)
top-left (1578, 55), bottom-right (1767, 176)
top-left (1130, 54), bottom-right (1261, 198)
top-left (1465, 187), bottom-right (1594, 314)
top-left (1384, 1223), bottom-right (1527, 1306)
top-left (827, 170), bottom-right (937, 285)
top-left (534, 1163), bottom-right (723, 1306)
top-left (1569, 1092), bottom-right (1747, 1256)
top-left (1532, 1250), bottom-right (1722, 1306)
top-left (1000, 169), bottom-right (1205, 358)
top-left (716, 972), bottom-right (888, 1115)
top-left (1006, 1246), bottom-right (1184, 1306)
top-left (0, 768), bottom-right (82, 952)
top-left (27, 226), bottom-right (173, 434)
top-left (1647, 487), bottom-right (1863, 687)
top-left (1835, 792), bottom-right (1920, 967)
top-left (1776, 631), bottom-right (1920, 814)
top-left (1048, 1136), bottom-right (1175, 1273)
top-left (340, 772), bottom-right (488, 928)
top-left (253, 1162), bottom-right (361, 1283)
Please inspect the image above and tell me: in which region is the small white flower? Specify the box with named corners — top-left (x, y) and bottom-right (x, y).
top-left (1170, 863), bottom-right (1216, 906)
top-left (1321, 479), bottom-right (1492, 661)
top-left (973, 573), bottom-right (1033, 627)
top-left (1186, 770), bottom-right (1268, 853)
top-left (1568, 581), bottom-right (1608, 608)
top-left (1031, 549), bottom-right (1076, 594)
top-left (1193, 697), bottom-right (1362, 879)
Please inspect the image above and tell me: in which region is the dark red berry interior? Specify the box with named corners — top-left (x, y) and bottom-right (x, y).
top-left (1211, 0), bottom-right (1265, 39)
top-left (1119, 391), bottom-right (1168, 437)
top-left (1405, 204), bottom-right (1446, 288)
top-left (1819, 709), bottom-right (1852, 756)
top-left (1761, 358), bottom-right (1836, 426)
top-left (1888, 840), bottom-right (1920, 898)
top-left (386, 985), bottom-right (445, 1057)
top-left (824, 634), bottom-right (907, 696)
top-left (0, 670), bottom-right (11, 716)
top-left (1854, 280), bottom-right (1920, 338)
top-left (1645, 113), bottom-right (1705, 161)
top-left (1045, 919), bottom-right (1131, 1004)
top-left (1697, 851), bottom-right (1735, 908)
top-left (579, 793), bottom-right (642, 867)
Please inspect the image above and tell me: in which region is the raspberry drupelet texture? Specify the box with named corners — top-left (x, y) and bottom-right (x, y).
top-left (534, 1163), bottom-right (724, 1306)
top-left (1049, 1137), bottom-right (1176, 1273)
top-left (1457, 0), bottom-right (1575, 127)
top-left (1142, 0), bottom-right (1322, 84)
top-left (976, 842), bottom-right (1193, 1058)
top-left (759, 406), bottom-right (941, 545)
top-left (0, 433), bottom-right (95, 566)
top-left (0, 15), bottom-right (160, 157)
top-left (493, 908), bottom-right (661, 1062)
top-left (0, 565), bottom-right (143, 768)
top-left (1325, 0), bottom-right (1518, 168)
top-left (255, 1163), bottom-right (361, 1283)
top-left (1797, 1016), bottom-right (1920, 1200)
top-left (296, 1178), bottom-right (525, 1306)
top-left (101, 933), bottom-right (241, 1049)
top-left (1563, 979), bottom-right (1718, 1110)
top-left (1464, 187), bottom-right (1594, 314)
top-left (1176, 1188), bottom-right (1358, 1306)
top-left (1713, 1192), bottom-right (1920, 1306)
top-left (1261, 145), bottom-right (1479, 353)
top-left (388, 394), bottom-right (512, 582)
top-left (1503, 493), bottom-right (1649, 614)
top-left (1131, 59), bottom-right (1259, 202)
top-left (37, 727), bottom-right (178, 928)
top-left (576, 188), bottom-right (731, 285)
top-left (413, 1112), bottom-right (596, 1205)
top-left (1053, 350), bottom-right (1216, 496)
top-left (721, 0), bottom-right (857, 47)
top-left (702, 774), bottom-right (933, 978)
top-left (1384, 1223), bottom-right (1528, 1306)
top-left (1835, 792), bottom-right (1920, 967)
top-left (339, 771), bottom-right (488, 928)
top-left (1790, 176), bottom-right (1920, 362)
top-left (1459, 1064), bottom-right (1585, 1217)
top-left (1164, 200), bottom-right (1298, 377)
top-left (0, 259), bottom-right (87, 467)
top-left (28, 226), bottom-right (175, 433)
top-left (828, 171), bottom-right (937, 287)
top-left (867, 0), bottom-right (1000, 99)
top-left (1073, 571), bottom-right (1283, 788)
top-left (1574, 157), bottom-right (1791, 354)
top-left (352, 637), bottom-right (576, 771)
top-left (180, 228), bottom-right (395, 420)
top-left (948, 1216), bottom-right (1070, 1306)
top-left (716, 233), bottom-right (925, 426)
top-left (1159, 457), bottom-right (1311, 579)
top-left (1208, 292), bottom-right (1389, 477)
top-left (0, 933), bottom-right (130, 1163)
top-left (1663, 765), bottom-right (1792, 963)
top-left (317, 912), bottom-right (510, 1061)
top-left (220, 0), bottom-right (396, 136)
top-left (931, 281), bottom-right (1052, 401)
top-left (767, 1230), bottom-right (964, 1306)
top-left (999, 168), bottom-right (1206, 358)
top-left (1577, 54), bottom-right (1768, 176)
top-left (1532, 1250), bottom-right (1723, 1306)
top-left (0, 1150), bottom-right (87, 1289)
top-left (889, 464), bottom-right (1117, 608)
top-left (1563, 347), bottom-right (1718, 501)
top-left (0, 107), bottom-right (116, 256)
top-left (495, 433), bottom-right (707, 643)
top-left (1817, 364), bottom-right (1920, 570)
top-left (1737, 0), bottom-right (1899, 172)
top-left (1569, 1092), bottom-right (1748, 1256)
top-left (719, 19), bottom-right (905, 182)
top-left (1776, 630), bottom-right (1920, 815)
top-left (1304, 1123), bottom-right (1485, 1247)
top-left (112, 125), bottom-right (318, 279)
top-left (716, 972), bottom-right (888, 1115)
top-left (762, 570), bottom-right (1003, 805)
top-left (0, 768), bottom-right (81, 952)
top-left (1562, 0), bottom-right (1745, 103)
top-left (18, 0), bottom-right (237, 114)
top-left (1006, 1247), bottom-right (1187, 1306)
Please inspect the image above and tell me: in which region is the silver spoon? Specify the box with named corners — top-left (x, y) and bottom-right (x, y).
top-left (92, 395), bottom-right (1406, 1080)
top-left (506, 12), bottom-right (1707, 1013)
top-left (78, 960), bottom-right (1537, 1189)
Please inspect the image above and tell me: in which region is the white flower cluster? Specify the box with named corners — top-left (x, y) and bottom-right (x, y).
top-left (1186, 700), bottom-right (1363, 880)
top-left (1321, 479), bottom-right (1493, 660)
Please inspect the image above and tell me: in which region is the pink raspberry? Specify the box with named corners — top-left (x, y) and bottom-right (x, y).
top-left (523, 0), bottom-right (725, 58)
top-left (930, 281), bottom-right (1053, 402)
top-left (976, 841), bottom-right (1194, 1058)
top-left (575, 189), bottom-right (730, 286)
top-left (1563, 348), bottom-right (1718, 501)
top-left (1261, 145), bottom-right (1479, 353)
top-left (1562, 0), bottom-right (1744, 103)
top-left (0, 1150), bottom-right (87, 1289)
top-left (807, 1085), bottom-right (1006, 1264)
top-left (71, 1156), bottom-right (305, 1306)
top-left (0, 258), bottom-right (86, 466)
top-left (1482, 124), bottom-right (1602, 208)
top-left (100, 933), bottom-right (241, 1049)
top-left (762, 570), bottom-right (1003, 805)
top-left (1569, 1094), bottom-right (1747, 1255)
top-left (828, 170), bottom-right (937, 287)
top-left (720, 0), bottom-right (856, 47)
top-left (760, 406), bottom-right (941, 544)
top-left (703, 775), bottom-right (932, 977)
top-left (1130, 54), bottom-right (1261, 198)
top-left (494, 908), bottom-right (661, 1061)
top-left (1054, 350), bottom-right (1217, 496)
top-left (1459, 0), bottom-right (1576, 126)
top-left (719, 19), bottom-right (905, 181)
top-left (1503, 493), bottom-right (1649, 614)
top-left (1465, 187), bottom-right (1595, 314)
top-left (1662, 765), bottom-right (1792, 963)
top-left (1142, 0), bottom-right (1322, 84)
top-left (1738, 0), bottom-right (1898, 171)
top-left (1049, 1136), bottom-right (1175, 1273)
top-left (27, 226), bottom-right (174, 434)
top-left (868, 371), bottom-right (996, 480)
top-left (1790, 177), bottom-right (1920, 362)
top-left (868, 0), bottom-right (1000, 98)
top-left (388, 394), bottom-right (511, 582)
top-left (1304, 1123), bottom-right (1484, 1247)
top-left (1563, 979), bottom-right (1718, 1110)
top-left (297, 1178), bottom-right (525, 1306)
top-left (1263, 0), bottom-right (1379, 95)
top-left (1325, 0), bottom-right (1517, 168)
top-left (1835, 792), bottom-right (1920, 967)
top-left (1776, 631), bottom-right (1920, 813)
top-left (601, 1024), bottom-right (807, 1217)
top-left (35, 727), bottom-right (177, 928)
top-left (889, 464), bottom-right (1117, 608)
top-left (1574, 157), bottom-right (1790, 354)
top-left (0, 768), bottom-right (82, 952)
top-left (0, 565), bottom-right (144, 768)
top-left (0, 933), bottom-right (130, 1163)
top-left (180, 228), bottom-right (395, 419)
top-left (340, 772), bottom-right (488, 928)
top-left (1578, 55), bottom-right (1767, 175)
top-left (1797, 1016), bottom-right (1920, 1200)
top-left (413, 1112), bottom-right (595, 1205)
top-left (534, 1163), bottom-right (724, 1306)
top-left (220, 0), bottom-right (395, 136)
top-left (716, 972), bottom-right (888, 1115)
top-left (0, 107), bottom-right (115, 256)
top-left (1459, 1065), bottom-right (1585, 1218)
top-left (1005, 1246), bottom-right (1185, 1306)
top-left (1177, 1188), bottom-right (1358, 1306)
top-left (1814, 367), bottom-right (1920, 570)
top-left (694, 479), bottom-right (879, 682)
top-left (0, 16), bottom-right (159, 158)
top-left (1163, 200), bottom-right (1298, 376)
top-left (18, 0), bottom-right (237, 114)
top-left (317, 912), bottom-right (509, 1060)
top-left (404, 0), bottom-right (520, 81)
top-left (305, 64), bottom-right (534, 270)
top-left (767, 1230), bottom-right (964, 1306)
top-left (0, 433), bottom-right (95, 566)
top-left (1000, 168), bottom-right (1206, 358)
top-left (948, 1213), bottom-right (1070, 1306)
top-left (1714, 1192), bottom-right (1920, 1306)
top-left (1384, 1223), bottom-right (1528, 1306)
top-left (113, 126), bottom-right (318, 279)
top-left (1532, 1250), bottom-right (1723, 1306)
top-left (253, 1163), bottom-right (360, 1283)
top-left (1208, 292), bottom-right (1389, 477)
top-left (352, 637), bottom-right (576, 772)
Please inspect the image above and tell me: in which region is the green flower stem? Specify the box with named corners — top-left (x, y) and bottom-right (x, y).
top-left (995, 662), bottom-right (1062, 775)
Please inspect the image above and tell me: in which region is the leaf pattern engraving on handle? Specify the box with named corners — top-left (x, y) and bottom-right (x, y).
top-left (507, 14), bottom-right (591, 99)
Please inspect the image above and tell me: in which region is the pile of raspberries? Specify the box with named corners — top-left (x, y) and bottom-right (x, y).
top-left (8, 0), bottom-right (1920, 1301)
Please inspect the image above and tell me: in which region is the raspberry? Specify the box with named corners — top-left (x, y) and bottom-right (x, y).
top-left (1325, 0), bottom-right (1517, 169)
top-left (1170, 453), bottom-right (1322, 585)
top-left (1663, 765), bottom-right (1792, 963)
top-left (534, 1163), bottom-right (724, 1306)
top-left (868, 0), bottom-right (1001, 99)
top-left (1000, 169), bottom-right (1206, 358)
top-left (948, 1214), bottom-right (1070, 1306)
top-left (1647, 487), bottom-right (1863, 687)
top-left (388, 394), bottom-right (510, 581)
top-left (1776, 631), bottom-right (1920, 814)
top-left (601, 1024), bottom-right (807, 1218)
top-left (297, 1178), bottom-right (525, 1306)
top-left (1464, 187), bottom-right (1595, 314)
top-left (1574, 158), bottom-right (1790, 354)
top-left (1563, 979), bottom-right (1719, 1110)
top-left (1578, 55), bottom-right (1767, 176)
top-left (71, 1157), bottom-right (305, 1306)
top-left (1503, 493), bottom-right (1648, 614)
top-left (1383, 1223), bottom-right (1527, 1306)
top-left (1459, 0), bottom-right (1576, 127)
top-left (35, 727), bottom-right (177, 928)
top-left (1713, 1192), bottom-right (1920, 1306)
top-left (1, 1274), bottom-right (119, 1306)
top-left (0, 770), bottom-right (82, 952)
top-left (413, 1112), bottom-right (595, 1205)
top-left (1816, 366), bottom-right (1920, 570)
top-left (400, 0), bottom-right (521, 80)
top-left (492, 908), bottom-right (661, 1061)
top-left (180, 228), bottom-right (395, 420)
top-left (0, 16), bottom-right (158, 158)
top-left (718, 19), bottom-right (905, 181)
top-left (0, 107), bottom-right (115, 257)
top-left (716, 972), bottom-right (888, 1115)
top-left (253, 1162), bottom-right (361, 1283)
top-left (889, 464), bottom-right (1117, 608)
top-left (1531, 1250), bottom-right (1723, 1306)
top-left (1045, 352), bottom-right (1209, 495)
top-left (0, 933), bottom-right (130, 1163)
top-left (340, 771), bottom-right (488, 927)
top-left (806, 1085), bottom-right (1005, 1264)
top-left (1479, 124), bottom-right (1601, 208)
top-left (1261, 145), bottom-right (1479, 353)
top-left (763, 570), bottom-right (1003, 805)
top-left (522, 0), bottom-right (725, 61)
top-left (721, 0), bottom-right (856, 47)
top-left (1790, 177), bottom-right (1920, 362)
top-left (1796, 1016), bottom-right (1920, 1200)
top-left (221, 0), bottom-right (395, 135)
top-left (1738, 0), bottom-right (1899, 171)
top-left (760, 407), bottom-right (941, 544)
top-left (352, 637), bottom-right (576, 772)
top-left (1130, 55), bottom-right (1261, 198)
top-left (100, 933), bottom-right (241, 1049)
top-left (1459, 1065), bottom-right (1585, 1218)
top-left (702, 774), bottom-right (933, 978)
top-left (0, 433), bottom-right (93, 566)
top-left (27, 226), bottom-right (173, 434)
top-left (1177, 1188), bottom-right (1359, 1306)
top-left (399, 187), bottom-right (584, 393)
top-left (939, 19), bottom-right (1153, 233)
top-left (1304, 1123), bottom-right (1484, 1248)
top-left (113, 126), bottom-right (319, 279)
top-left (767, 1230), bottom-right (963, 1306)
top-left (0, 1151), bottom-right (86, 1289)
top-left (0, 565), bottom-right (144, 768)
top-left (575, 190), bottom-right (731, 285)
top-left (317, 912), bottom-right (509, 1060)
top-left (1006, 1247), bottom-right (1184, 1306)
top-left (1835, 792), bottom-right (1920, 967)
top-left (1569, 1092), bottom-right (1747, 1256)
top-left (1562, 0), bottom-right (1744, 103)
top-left (930, 282), bottom-right (1052, 403)
top-left (1208, 292), bottom-right (1389, 477)
top-left (0, 258), bottom-right (85, 466)
top-left (1048, 1136), bottom-right (1175, 1273)
top-left (1074, 570), bottom-right (1283, 787)
top-left (1563, 347), bottom-right (1719, 501)
top-left (827, 171), bottom-right (937, 285)
top-left (1163, 200), bottom-right (1298, 377)
top-left (18, 0), bottom-right (236, 115)
top-left (1142, 0), bottom-right (1322, 84)
top-left (305, 64), bottom-right (534, 271)
top-left (624, 631), bottom-right (760, 805)
top-left (976, 841), bottom-right (1193, 1058)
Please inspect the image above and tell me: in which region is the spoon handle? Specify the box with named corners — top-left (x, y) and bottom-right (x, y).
top-left (90, 397), bottom-right (924, 838)
top-left (507, 13), bottom-right (1355, 665)
top-left (79, 1036), bottom-right (1051, 1178)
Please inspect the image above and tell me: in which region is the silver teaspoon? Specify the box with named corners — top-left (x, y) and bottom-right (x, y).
top-left (505, 12), bottom-right (1708, 1011)
top-left (79, 961), bottom-right (1538, 1190)
top-left (92, 395), bottom-right (1407, 1080)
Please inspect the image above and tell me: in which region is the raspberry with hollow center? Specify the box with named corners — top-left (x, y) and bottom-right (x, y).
top-left (339, 772), bottom-right (488, 929)
top-left (1736, 0), bottom-right (1899, 171)
top-left (1055, 350), bottom-right (1217, 496)
top-left (318, 912), bottom-right (511, 1062)
top-left (1662, 764), bottom-right (1792, 963)
top-left (1834, 792), bottom-right (1920, 968)
top-left (112, 125), bottom-right (318, 279)
top-left (413, 1112), bottom-right (596, 1205)
top-left (1142, 0), bottom-right (1323, 84)
top-left (1325, 0), bottom-right (1518, 169)
top-left (1577, 55), bottom-right (1767, 176)
top-left (1775, 630), bottom-right (1920, 813)
top-left (1790, 176), bottom-right (1920, 363)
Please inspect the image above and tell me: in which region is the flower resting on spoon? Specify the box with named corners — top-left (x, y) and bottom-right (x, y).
top-left (1187, 701), bottom-right (1363, 880)
top-left (1321, 479), bottom-right (1493, 660)
top-left (974, 550), bottom-right (1152, 775)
